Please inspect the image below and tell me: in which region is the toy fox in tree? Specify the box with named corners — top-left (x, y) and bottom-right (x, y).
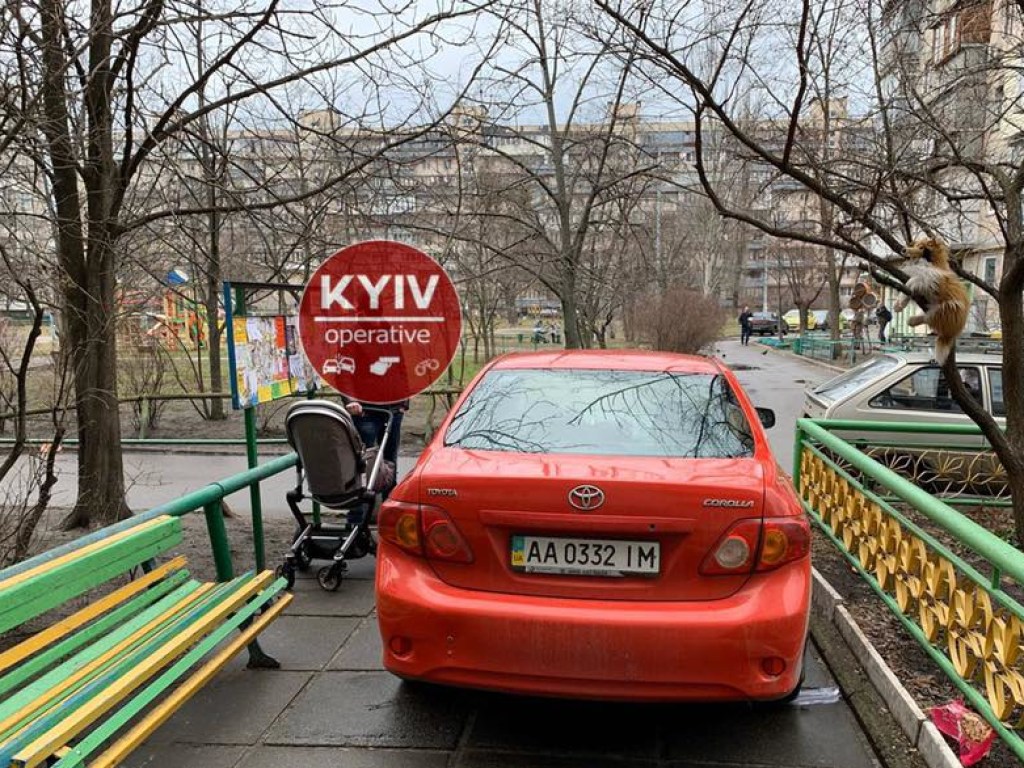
top-left (894, 236), bottom-right (969, 365)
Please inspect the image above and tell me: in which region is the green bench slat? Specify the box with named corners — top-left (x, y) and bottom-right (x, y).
top-left (2, 575), bottom-right (256, 766)
top-left (1, 578), bottom-right (233, 749)
top-left (0, 519), bottom-right (183, 635)
top-left (0, 581), bottom-right (203, 735)
top-left (53, 576), bottom-right (287, 768)
top-left (0, 569), bottom-right (191, 700)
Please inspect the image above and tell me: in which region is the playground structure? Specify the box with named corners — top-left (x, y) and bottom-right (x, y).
top-left (116, 288), bottom-right (219, 351)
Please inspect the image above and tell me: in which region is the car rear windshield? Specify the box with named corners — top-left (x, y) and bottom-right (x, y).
top-left (813, 356), bottom-right (901, 402)
top-left (444, 368), bottom-right (755, 458)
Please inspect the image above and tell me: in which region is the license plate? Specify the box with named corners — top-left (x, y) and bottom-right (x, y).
top-left (510, 535), bottom-right (659, 577)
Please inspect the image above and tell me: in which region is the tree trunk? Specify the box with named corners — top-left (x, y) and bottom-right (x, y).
top-left (64, 243), bottom-right (129, 528)
top-left (560, 290), bottom-right (582, 349)
top-left (998, 276), bottom-right (1024, 543)
top-left (942, 344), bottom-right (1024, 543)
top-left (205, 209), bottom-right (225, 420)
top-left (39, 0), bottom-right (127, 528)
top-left (827, 262), bottom-right (841, 345)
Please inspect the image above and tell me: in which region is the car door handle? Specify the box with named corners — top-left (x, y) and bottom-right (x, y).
top-left (479, 510), bottom-right (695, 534)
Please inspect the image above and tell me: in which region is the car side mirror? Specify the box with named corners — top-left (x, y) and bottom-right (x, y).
top-left (756, 407), bottom-right (776, 429)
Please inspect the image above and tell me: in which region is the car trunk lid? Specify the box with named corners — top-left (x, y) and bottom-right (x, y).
top-left (417, 448), bottom-right (765, 601)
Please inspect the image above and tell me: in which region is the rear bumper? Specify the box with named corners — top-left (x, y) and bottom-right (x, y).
top-left (376, 546), bottom-right (811, 702)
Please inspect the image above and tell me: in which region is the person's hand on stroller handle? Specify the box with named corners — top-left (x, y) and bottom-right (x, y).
top-left (345, 402), bottom-right (363, 417)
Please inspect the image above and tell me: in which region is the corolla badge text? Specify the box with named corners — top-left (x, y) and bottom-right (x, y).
top-left (703, 498), bottom-right (755, 508)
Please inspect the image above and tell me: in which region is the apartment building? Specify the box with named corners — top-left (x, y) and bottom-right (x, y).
top-left (880, 0), bottom-right (1015, 333)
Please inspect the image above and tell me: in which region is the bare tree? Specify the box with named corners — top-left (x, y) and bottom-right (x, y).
top-left (772, 240), bottom-right (828, 334)
top-left (0, 244), bottom-right (69, 565)
top-left (2, 0), bottom-right (494, 526)
top-left (436, 0), bottom-right (659, 348)
top-left (597, 0), bottom-right (1024, 540)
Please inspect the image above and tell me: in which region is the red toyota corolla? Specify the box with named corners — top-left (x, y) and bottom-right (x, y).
top-left (375, 350), bottom-right (810, 702)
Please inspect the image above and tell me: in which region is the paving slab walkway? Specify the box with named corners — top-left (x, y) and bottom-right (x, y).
top-left (125, 554), bottom-right (881, 768)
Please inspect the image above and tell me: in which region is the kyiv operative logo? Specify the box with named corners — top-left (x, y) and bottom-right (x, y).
top-left (298, 241), bottom-right (462, 404)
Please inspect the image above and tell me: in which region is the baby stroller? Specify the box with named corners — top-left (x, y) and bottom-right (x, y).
top-left (277, 400), bottom-right (396, 592)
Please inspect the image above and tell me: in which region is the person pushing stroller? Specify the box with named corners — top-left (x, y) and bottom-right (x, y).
top-left (341, 396), bottom-right (407, 523)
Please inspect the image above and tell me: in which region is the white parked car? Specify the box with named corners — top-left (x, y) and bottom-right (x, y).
top-left (803, 352), bottom-right (1005, 448)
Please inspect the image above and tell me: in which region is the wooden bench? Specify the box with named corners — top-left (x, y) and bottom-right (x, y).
top-left (0, 513), bottom-right (291, 768)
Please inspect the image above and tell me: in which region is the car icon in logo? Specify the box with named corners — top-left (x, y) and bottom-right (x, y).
top-left (322, 357), bottom-right (356, 375)
top-left (568, 484), bottom-right (605, 511)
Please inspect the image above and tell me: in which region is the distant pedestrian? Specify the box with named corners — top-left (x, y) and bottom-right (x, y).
top-left (738, 306), bottom-right (753, 346)
top-left (876, 304), bottom-right (892, 344)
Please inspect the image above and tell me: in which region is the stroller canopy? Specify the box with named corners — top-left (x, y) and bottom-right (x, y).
top-left (285, 401), bottom-right (366, 507)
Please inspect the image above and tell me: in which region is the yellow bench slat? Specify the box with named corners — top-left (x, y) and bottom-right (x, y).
top-left (89, 592), bottom-right (293, 768)
top-left (13, 572), bottom-right (274, 768)
top-left (0, 584), bottom-right (214, 741)
top-left (0, 557), bottom-right (187, 676)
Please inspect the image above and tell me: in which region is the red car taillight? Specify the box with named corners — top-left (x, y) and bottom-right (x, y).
top-left (378, 501), bottom-right (422, 555)
top-left (700, 516), bottom-right (810, 575)
top-left (378, 500), bottom-right (473, 563)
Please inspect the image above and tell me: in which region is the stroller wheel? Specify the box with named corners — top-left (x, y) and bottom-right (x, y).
top-left (317, 564), bottom-right (343, 592)
top-left (275, 562), bottom-right (296, 591)
top-left (291, 526), bottom-right (313, 571)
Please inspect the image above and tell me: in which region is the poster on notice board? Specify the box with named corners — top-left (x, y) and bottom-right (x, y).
top-left (229, 315), bottom-right (315, 409)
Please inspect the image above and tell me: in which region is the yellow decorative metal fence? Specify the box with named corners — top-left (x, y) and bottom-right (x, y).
top-left (796, 419), bottom-right (1024, 757)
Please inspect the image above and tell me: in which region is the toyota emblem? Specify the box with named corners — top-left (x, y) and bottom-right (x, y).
top-left (568, 485), bottom-right (605, 511)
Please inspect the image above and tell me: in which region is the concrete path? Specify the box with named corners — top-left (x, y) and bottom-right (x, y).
top-left (3, 451), bottom-right (417, 520)
top-left (710, 339), bottom-right (831, 472)
top-left (126, 565), bottom-right (880, 768)
top-left (115, 341), bottom-right (888, 768)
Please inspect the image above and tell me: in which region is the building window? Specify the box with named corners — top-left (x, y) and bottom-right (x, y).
top-left (983, 256), bottom-right (998, 284)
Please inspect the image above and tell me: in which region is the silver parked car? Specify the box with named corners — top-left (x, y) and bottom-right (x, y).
top-left (803, 352), bottom-right (1005, 448)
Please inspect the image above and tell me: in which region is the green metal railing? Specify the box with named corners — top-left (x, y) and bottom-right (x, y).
top-left (788, 335), bottom-right (872, 366)
top-left (809, 419), bottom-right (1010, 506)
top-left (795, 419), bottom-right (1024, 759)
top-left (786, 333), bottom-right (1003, 369)
top-left (2, 453), bottom-right (298, 583)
